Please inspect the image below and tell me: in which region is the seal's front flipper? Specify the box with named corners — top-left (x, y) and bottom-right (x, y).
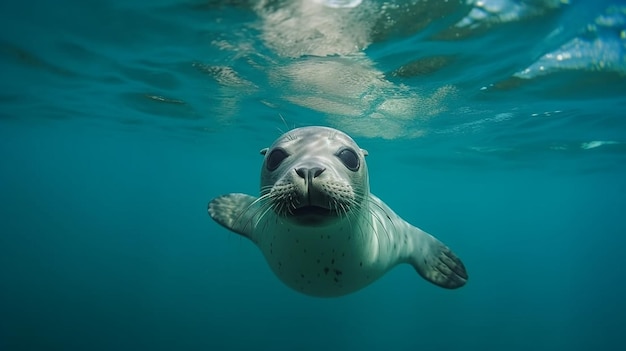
top-left (410, 229), bottom-right (468, 289)
top-left (208, 193), bottom-right (258, 240)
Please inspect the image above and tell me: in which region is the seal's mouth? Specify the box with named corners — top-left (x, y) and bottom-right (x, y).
top-left (292, 205), bottom-right (334, 217)
top-left (285, 205), bottom-right (339, 226)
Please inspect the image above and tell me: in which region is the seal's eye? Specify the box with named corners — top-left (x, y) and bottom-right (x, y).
top-left (266, 148), bottom-right (289, 171)
top-left (337, 148), bottom-right (359, 171)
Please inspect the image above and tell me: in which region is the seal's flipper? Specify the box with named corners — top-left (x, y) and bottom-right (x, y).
top-left (410, 229), bottom-right (468, 289)
top-left (208, 193), bottom-right (258, 240)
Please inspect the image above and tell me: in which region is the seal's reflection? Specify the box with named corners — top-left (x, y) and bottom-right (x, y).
top-left (252, 0), bottom-right (459, 139)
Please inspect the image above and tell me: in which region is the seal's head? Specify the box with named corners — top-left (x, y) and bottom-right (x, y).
top-left (260, 126), bottom-right (369, 226)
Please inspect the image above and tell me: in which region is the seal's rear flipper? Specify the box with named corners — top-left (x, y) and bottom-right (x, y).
top-left (410, 229), bottom-right (468, 289)
top-left (208, 193), bottom-right (258, 240)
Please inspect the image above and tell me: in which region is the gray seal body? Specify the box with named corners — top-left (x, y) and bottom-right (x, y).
top-left (208, 126), bottom-right (467, 297)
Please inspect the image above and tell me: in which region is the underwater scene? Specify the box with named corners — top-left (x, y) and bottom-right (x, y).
top-left (1, 0), bottom-right (625, 350)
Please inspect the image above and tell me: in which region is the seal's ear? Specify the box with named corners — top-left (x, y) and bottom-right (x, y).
top-left (260, 148), bottom-right (268, 156)
top-left (361, 149), bottom-right (368, 157)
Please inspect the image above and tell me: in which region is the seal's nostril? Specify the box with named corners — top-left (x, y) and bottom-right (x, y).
top-left (312, 167), bottom-right (325, 178)
top-left (295, 167), bottom-right (306, 179)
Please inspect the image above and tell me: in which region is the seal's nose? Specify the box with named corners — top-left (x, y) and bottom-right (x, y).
top-left (295, 167), bottom-right (325, 184)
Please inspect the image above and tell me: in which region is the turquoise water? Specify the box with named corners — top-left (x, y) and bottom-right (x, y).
top-left (1, 0), bottom-right (626, 350)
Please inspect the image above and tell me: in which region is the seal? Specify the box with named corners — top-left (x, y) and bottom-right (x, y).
top-left (208, 126), bottom-right (468, 297)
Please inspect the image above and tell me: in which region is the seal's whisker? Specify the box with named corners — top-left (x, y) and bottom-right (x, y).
top-left (274, 199), bottom-right (286, 218)
top-left (253, 202), bottom-right (274, 240)
top-left (370, 207), bottom-right (391, 246)
top-left (242, 198), bottom-right (272, 234)
top-left (355, 210), bottom-right (371, 243)
top-left (351, 196), bottom-right (384, 245)
top-left (231, 193), bottom-right (271, 233)
top-left (339, 201), bottom-right (349, 221)
top-left (346, 207), bottom-right (366, 242)
top-left (345, 196), bottom-right (377, 243)
top-left (367, 199), bottom-right (399, 240)
top-left (362, 197), bottom-right (392, 244)
top-left (345, 198), bottom-right (362, 216)
top-left (338, 200), bottom-right (355, 234)
top-left (254, 202), bottom-right (276, 231)
top-left (260, 185), bottom-right (274, 196)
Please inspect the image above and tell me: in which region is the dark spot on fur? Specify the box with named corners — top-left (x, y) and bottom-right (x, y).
top-left (342, 252), bottom-right (345, 257)
top-left (331, 259), bottom-right (335, 265)
top-left (334, 269), bottom-right (342, 276)
top-left (303, 249), bottom-right (307, 253)
top-left (327, 235), bottom-right (330, 239)
top-left (360, 261), bottom-right (363, 267)
top-left (334, 277), bottom-right (339, 283)
top-left (316, 259), bottom-right (320, 264)
top-left (296, 239), bottom-right (299, 244)
top-left (300, 274), bottom-right (304, 278)
top-left (308, 280), bottom-right (312, 284)
top-left (324, 267), bottom-right (329, 275)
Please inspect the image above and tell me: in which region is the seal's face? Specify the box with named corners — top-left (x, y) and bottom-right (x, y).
top-left (260, 126), bottom-right (369, 226)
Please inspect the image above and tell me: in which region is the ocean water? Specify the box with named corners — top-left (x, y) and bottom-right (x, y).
top-left (1, 0), bottom-right (626, 350)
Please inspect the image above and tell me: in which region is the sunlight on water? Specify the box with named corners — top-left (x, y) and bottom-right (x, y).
top-left (178, 0), bottom-right (626, 144)
top-left (458, 0), bottom-right (567, 28)
top-left (515, 5), bottom-right (626, 78)
top-left (311, 0), bottom-right (364, 9)
top-left (0, 0), bottom-right (624, 149)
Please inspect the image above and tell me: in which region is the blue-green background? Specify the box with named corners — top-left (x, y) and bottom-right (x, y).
top-left (1, 1), bottom-right (625, 350)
